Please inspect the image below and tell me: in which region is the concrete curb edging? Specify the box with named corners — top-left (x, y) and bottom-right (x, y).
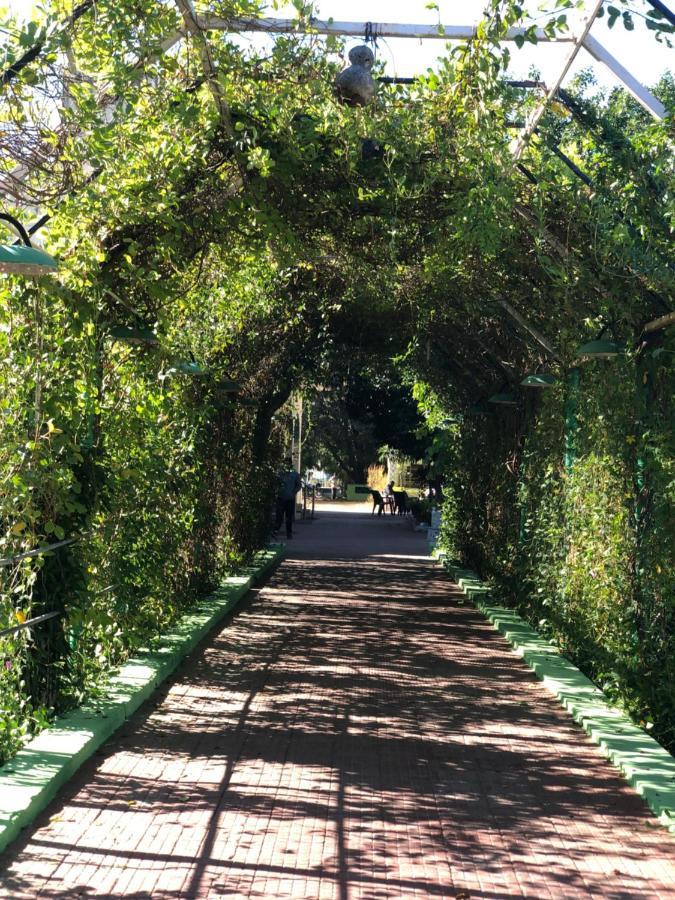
top-left (435, 552), bottom-right (675, 835)
top-left (0, 545), bottom-right (285, 855)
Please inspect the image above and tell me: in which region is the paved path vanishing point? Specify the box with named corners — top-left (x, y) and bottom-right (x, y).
top-left (1, 502), bottom-right (674, 899)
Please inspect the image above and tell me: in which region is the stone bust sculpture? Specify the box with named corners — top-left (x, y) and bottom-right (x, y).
top-left (335, 45), bottom-right (377, 106)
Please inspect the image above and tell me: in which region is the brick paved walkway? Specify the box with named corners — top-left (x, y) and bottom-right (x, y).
top-left (2, 503), bottom-right (675, 899)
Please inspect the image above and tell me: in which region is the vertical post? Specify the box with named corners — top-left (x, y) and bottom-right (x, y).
top-left (635, 354), bottom-right (651, 567)
top-left (632, 352), bottom-right (653, 654)
top-left (290, 410), bottom-right (295, 470)
top-left (293, 394), bottom-right (303, 518)
top-left (564, 368), bottom-right (580, 471)
top-left (295, 394), bottom-right (303, 478)
top-left (82, 331), bottom-right (102, 453)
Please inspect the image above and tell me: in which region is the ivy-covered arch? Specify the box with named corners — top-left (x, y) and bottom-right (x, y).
top-left (0, 0), bottom-right (672, 760)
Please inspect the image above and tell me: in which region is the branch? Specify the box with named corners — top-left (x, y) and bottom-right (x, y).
top-left (174, 0), bottom-right (234, 136)
top-left (318, 431), bottom-right (356, 481)
top-left (498, 299), bottom-right (563, 361)
top-left (643, 311), bottom-right (675, 334)
top-left (1, 1), bottom-right (94, 87)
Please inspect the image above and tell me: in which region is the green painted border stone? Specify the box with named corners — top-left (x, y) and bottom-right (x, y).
top-left (0, 545), bottom-right (285, 854)
top-left (437, 558), bottom-right (675, 835)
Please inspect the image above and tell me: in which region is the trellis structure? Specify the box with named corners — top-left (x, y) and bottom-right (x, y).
top-left (211, 11), bottom-right (668, 119)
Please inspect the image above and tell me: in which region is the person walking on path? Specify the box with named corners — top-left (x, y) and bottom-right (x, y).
top-left (275, 459), bottom-right (302, 539)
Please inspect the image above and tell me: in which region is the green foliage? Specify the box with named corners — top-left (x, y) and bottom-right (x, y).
top-left (0, 265), bottom-right (288, 759)
top-left (408, 496), bottom-right (433, 525)
top-left (303, 364), bottom-right (426, 483)
top-left (436, 348), bottom-right (675, 750)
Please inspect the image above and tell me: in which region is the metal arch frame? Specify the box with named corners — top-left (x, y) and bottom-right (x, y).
top-left (198, 14), bottom-right (667, 121)
top-left (2, 5), bottom-right (667, 204)
top-left (5, 4), bottom-right (670, 307)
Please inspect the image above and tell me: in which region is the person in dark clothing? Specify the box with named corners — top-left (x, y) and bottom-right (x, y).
top-left (275, 461), bottom-right (302, 538)
top-left (383, 481), bottom-right (396, 515)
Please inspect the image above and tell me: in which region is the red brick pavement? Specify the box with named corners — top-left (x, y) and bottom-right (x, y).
top-left (1, 504), bottom-right (675, 899)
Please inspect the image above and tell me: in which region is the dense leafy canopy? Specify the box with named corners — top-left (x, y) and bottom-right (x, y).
top-left (0, 0), bottom-right (672, 759)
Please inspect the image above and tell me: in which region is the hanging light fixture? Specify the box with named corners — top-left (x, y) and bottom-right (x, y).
top-left (488, 392), bottom-right (519, 406)
top-left (0, 213), bottom-right (58, 276)
top-left (575, 339), bottom-right (624, 361)
top-left (216, 378), bottom-right (241, 393)
top-left (520, 373), bottom-right (558, 388)
top-left (167, 360), bottom-right (207, 376)
top-left (109, 325), bottom-right (159, 345)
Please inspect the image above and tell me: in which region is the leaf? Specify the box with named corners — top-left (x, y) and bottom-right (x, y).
top-left (607, 5), bottom-right (620, 28)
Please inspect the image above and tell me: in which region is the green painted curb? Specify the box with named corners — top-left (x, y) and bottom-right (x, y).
top-left (438, 559), bottom-right (675, 835)
top-left (0, 545), bottom-right (285, 854)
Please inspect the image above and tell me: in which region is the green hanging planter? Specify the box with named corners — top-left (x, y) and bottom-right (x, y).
top-left (520, 373), bottom-right (558, 388)
top-left (575, 339), bottom-right (624, 361)
top-left (109, 325), bottom-right (159, 345)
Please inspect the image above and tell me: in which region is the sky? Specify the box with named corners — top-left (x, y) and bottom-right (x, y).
top-left (264, 0), bottom-right (673, 92)
top-left (4, 0), bottom-right (673, 96)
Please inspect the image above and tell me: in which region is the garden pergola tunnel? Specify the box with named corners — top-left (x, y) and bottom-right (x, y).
top-left (0, 0), bottom-right (672, 807)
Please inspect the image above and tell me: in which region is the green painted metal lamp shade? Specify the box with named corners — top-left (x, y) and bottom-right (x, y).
top-left (217, 378), bottom-right (241, 393)
top-left (521, 373), bottom-right (558, 388)
top-left (0, 244), bottom-right (58, 275)
top-left (488, 392), bottom-right (518, 406)
top-left (171, 360), bottom-right (206, 375)
top-left (109, 325), bottom-right (159, 345)
top-left (575, 339), bottom-right (624, 360)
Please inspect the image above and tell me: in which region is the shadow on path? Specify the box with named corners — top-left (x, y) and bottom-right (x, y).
top-left (1, 507), bottom-right (674, 899)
